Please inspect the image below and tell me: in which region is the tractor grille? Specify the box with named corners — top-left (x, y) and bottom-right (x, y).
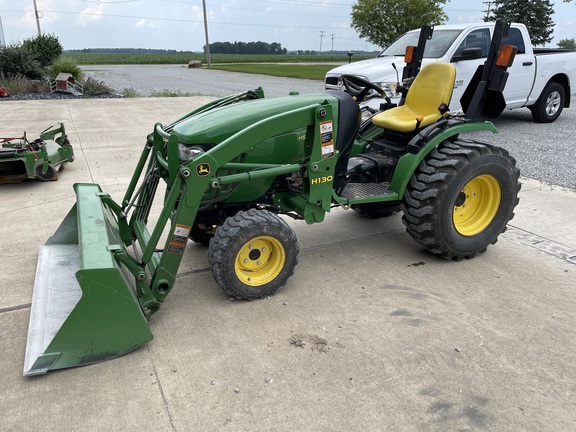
top-left (341, 182), bottom-right (395, 200)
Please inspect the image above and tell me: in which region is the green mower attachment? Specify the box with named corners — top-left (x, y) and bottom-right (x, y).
top-left (0, 123), bottom-right (74, 183)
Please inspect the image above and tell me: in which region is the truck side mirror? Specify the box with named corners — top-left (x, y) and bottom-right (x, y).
top-left (452, 47), bottom-right (483, 62)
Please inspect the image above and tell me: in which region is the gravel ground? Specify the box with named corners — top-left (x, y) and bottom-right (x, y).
top-left (81, 64), bottom-right (325, 98)
top-left (4, 64), bottom-right (575, 189)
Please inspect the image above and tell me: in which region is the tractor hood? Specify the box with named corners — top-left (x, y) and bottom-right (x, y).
top-left (172, 93), bottom-right (334, 144)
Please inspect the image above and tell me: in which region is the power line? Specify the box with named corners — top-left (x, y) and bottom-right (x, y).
top-left (161, 0), bottom-right (352, 19)
top-left (4, 8), bottom-right (358, 32)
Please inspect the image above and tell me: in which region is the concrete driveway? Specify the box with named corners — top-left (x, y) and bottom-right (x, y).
top-left (1, 97), bottom-right (575, 432)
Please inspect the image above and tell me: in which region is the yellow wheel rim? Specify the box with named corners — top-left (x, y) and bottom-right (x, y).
top-left (453, 174), bottom-right (501, 236)
top-left (234, 236), bottom-right (286, 286)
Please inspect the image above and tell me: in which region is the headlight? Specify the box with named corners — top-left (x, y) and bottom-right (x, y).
top-left (379, 82), bottom-right (400, 98)
top-left (178, 143), bottom-right (205, 162)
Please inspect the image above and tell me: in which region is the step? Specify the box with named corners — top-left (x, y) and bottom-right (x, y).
top-left (340, 182), bottom-right (397, 201)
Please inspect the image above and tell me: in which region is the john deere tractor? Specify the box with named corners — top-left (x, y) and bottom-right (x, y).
top-left (24, 21), bottom-right (520, 375)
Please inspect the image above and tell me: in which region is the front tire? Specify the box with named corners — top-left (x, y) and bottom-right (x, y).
top-left (401, 139), bottom-right (520, 261)
top-left (530, 82), bottom-right (565, 123)
top-left (208, 209), bottom-right (299, 299)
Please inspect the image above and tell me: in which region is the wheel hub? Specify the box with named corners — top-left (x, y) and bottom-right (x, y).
top-left (453, 174), bottom-right (502, 236)
top-left (546, 91), bottom-right (561, 116)
top-left (235, 236), bottom-right (286, 286)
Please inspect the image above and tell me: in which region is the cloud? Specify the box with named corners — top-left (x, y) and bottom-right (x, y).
top-left (76, 5), bottom-right (105, 27)
top-left (135, 18), bottom-right (155, 28)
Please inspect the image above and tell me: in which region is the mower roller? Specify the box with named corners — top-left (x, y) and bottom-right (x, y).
top-left (24, 21), bottom-right (521, 375)
top-left (0, 123), bottom-right (74, 183)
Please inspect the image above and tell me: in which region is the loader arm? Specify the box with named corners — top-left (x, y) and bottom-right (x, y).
top-left (126, 99), bottom-right (340, 314)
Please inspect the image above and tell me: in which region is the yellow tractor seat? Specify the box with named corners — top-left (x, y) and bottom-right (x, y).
top-left (372, 62), bottom-right (456, 133)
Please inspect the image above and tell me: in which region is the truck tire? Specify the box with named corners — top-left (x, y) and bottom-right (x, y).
top-left (401, 139), bottom-right (520, 261)
top-left (208, 209), bottom-right (299, 299)
top-left (530, 82), bottom-right (565, 123)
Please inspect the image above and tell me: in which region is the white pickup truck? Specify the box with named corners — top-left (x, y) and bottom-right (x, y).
top-left (325, 22), bottom-right (576, 122)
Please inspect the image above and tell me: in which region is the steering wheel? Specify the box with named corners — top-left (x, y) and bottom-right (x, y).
top-left (340, 74), bottom-right (389, 103)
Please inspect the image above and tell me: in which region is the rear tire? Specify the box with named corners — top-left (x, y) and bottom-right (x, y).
top-left (401, 139), bottom-right (520, 261)
top-left (208, 209), bottom-right (299, 299)
top-left (530, 82), bottom-right (564, 123)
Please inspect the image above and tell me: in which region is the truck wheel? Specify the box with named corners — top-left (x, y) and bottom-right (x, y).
top-left (401, 140), bottom-right (520, 261)
top-left (530, 82), bottom-right (564, 123)
top-left (208, 209), bottom-right (299, 299)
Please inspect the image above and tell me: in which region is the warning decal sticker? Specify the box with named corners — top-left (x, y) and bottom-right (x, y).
top-left (320, 120), bottom-right (334, 159)
top-left (168, 224), bottom-right (191, 254)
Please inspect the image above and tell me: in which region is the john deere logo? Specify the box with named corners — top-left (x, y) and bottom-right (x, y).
top-left (196, 163), bottom-right (211, 176)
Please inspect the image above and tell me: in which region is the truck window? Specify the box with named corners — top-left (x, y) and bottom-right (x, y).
top-left (380, 29), bottom-right (463, 59)
top-left (455, 29), bottom-right (491, 57)
top-left (502, 28), bottom-right (526, 54)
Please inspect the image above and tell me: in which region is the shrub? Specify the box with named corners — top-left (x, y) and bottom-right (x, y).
top-left (0, 73), bottom-right (30, 95)
top-left (81, 76), bottom-right (114, 96)
top-left (0, 44), bottom-right (44, 79)
top-left (22, 33), bottom-right (63, 67)
top-left (150, 89), bottom-right (198, 97)
top-left (121, 87), bottom-right (140, 97)
top-left (48, 61), bottom-right (84, 81)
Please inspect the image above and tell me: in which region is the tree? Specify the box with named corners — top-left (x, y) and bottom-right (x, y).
top-left (22, 33), bottom-right (63, 67)
top-left (557, 37), bottom-right (576, 48)
top-left (485, 0), bottom-right (554, 46)
top-left (351, 0), bottom-right (448, 48)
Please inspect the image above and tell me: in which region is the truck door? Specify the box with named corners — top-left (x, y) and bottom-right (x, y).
top-left (450, 29), bottom-right (491, 111)
top-left (500, 28), bottom-right (536, 108)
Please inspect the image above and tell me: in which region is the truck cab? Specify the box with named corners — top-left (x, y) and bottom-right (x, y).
top-left (325, 23), bottom-right (575, 122)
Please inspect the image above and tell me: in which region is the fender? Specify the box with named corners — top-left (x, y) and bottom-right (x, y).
top-left (389, 120), bottom-right (498, 198)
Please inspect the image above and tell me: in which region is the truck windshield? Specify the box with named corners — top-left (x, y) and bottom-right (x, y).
top-left (379, 29), bottom-right (463, 59)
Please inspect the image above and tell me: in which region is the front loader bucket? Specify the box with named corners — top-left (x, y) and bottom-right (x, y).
top-left (24, 184), bottom-right (153, 376)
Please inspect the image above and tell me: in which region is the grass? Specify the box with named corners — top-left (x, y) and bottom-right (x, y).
top-left (150, 89), bottom-right (200, 97)
top-left (58, 51), bottom-right (371, 82)
top-left (61, 52), bottom-right (373, 65)
top-left (209, 63), bottom-right (340, 81)
top-left (121, 87), bottom-right (141, 97)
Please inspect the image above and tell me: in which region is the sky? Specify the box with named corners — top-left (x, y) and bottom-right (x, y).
top-left (0, 0), bottom-right (574, 52)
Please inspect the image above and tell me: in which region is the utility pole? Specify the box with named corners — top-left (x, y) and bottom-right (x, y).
top-left (483, 1), bottom-right (494, 21)
top-left (33, 0), bottom-right (42, 36)
top-left (330, 33), bottom-right (335, 51)
top-left (202, 0), bottom-right (211, 68)
top-left (319, 30), bottom-right (325, 53)
top-left (0, 15), bottom-right (6, 47)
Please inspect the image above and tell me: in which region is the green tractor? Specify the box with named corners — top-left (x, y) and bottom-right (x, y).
top-left (24, 22), bottom-right (520, 375)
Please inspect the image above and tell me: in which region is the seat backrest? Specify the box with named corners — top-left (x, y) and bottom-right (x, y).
top-left (325, 90), bottom-right (361, 190)
top-left (404, 62), bottom-right (456, 116)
